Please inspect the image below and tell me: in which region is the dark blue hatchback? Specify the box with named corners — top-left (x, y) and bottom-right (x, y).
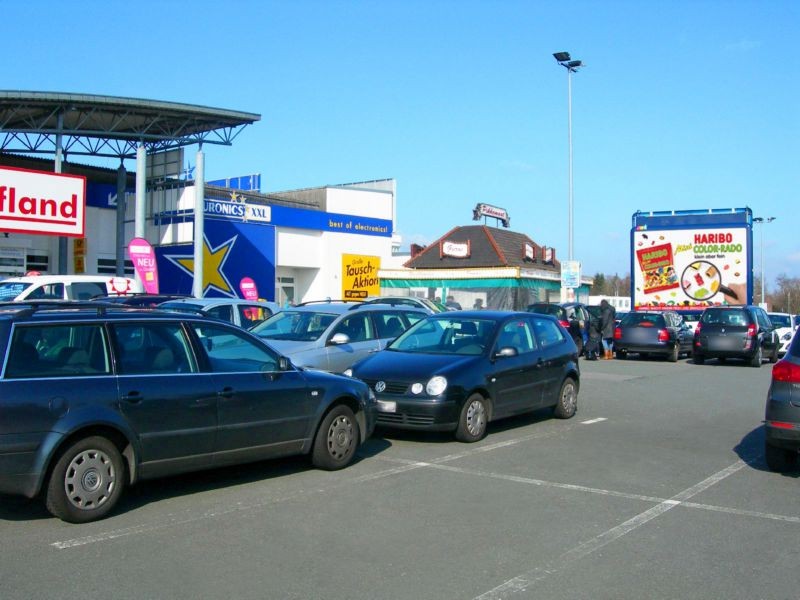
top-left (345, 311), bottom-right (580, 442)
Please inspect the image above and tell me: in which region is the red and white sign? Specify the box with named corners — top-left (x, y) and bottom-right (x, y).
top-left (239, 277), bottom-right (259, 300)
top-left (0, 166), bottom-right (86, 237)
top-left (127, 237), bottom-right (159, 294)
top-left (441, 240), bottom-right (471, 258)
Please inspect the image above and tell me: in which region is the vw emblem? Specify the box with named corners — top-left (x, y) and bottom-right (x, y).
top-left (375, 381), bottom-right (386, 393)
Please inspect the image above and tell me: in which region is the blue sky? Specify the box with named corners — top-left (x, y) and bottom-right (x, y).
top-left (5, 0), bottom-right (798, 282)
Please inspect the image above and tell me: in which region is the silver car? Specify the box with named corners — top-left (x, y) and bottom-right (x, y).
top-left (250, 301), bottom-right (429, 373)
top-left (159, 297), bottom-right (280, 329)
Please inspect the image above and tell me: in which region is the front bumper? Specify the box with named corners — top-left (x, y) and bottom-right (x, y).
top-left (374, 396), bottom-right (460, 432)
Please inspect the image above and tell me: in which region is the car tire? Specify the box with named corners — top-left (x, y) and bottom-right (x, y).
top-left (694, 353), bottom-right (704, 365)
top-left (750, 345), bottom-right (762, 368)
top-left (668, 344), bottom-right (679, 363)
top-left (45, 436), bottom-right (126, 524)
top-left (769, 344), bottom-right (779, 364)
top-left (765, 442), bottom-right (798, 473)
top-left (553, 378), bottom-right (578, 419)
top-left (311, 405), bottom-right (360, 470)
top-left (455, 394), bottom-right (488, 443)
top-left (616, 350), bottom-right (627, 360)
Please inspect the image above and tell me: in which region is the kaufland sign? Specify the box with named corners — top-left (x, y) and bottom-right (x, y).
top-left (0, 166), bottom-right (86, 237)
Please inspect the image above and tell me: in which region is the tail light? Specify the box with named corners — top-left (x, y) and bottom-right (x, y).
top-left (695, 322), bottom-right (702, 335)
top-left (772, 359), bottom-right (800, 383)
top-left (657, 329), bottom-right (670, 342)
top-left (746, 323), bottom-right (757, 338)
top-left (559, 320), bottom-right (570, 330)
top-left (614, 327), bottom-right (622, 340)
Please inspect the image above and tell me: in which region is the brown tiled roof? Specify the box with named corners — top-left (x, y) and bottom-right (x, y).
top-left (403, 225), bottom-right (560, 271)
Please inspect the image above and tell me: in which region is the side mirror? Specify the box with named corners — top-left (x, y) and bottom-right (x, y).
top-left (329, 332), bottom-right (350, 345)
top-left (278, 356), bottom-right (291, 371)
top-left (493, 346), bottom-right (518, 359)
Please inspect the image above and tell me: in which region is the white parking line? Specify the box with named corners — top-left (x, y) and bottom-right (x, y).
top-left (580, 417), bottom-right (607, 424)
top-left (472, 461), bottom-right (747, 600)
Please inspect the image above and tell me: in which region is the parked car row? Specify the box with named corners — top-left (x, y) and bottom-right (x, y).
top-left (0, 301), bottom-right (582, 523)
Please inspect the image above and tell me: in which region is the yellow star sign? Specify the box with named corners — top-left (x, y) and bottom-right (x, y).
top-left (173, 236), bottom-right (237, 295)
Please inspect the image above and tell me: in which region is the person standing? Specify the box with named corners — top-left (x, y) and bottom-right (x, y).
top-left (600, 299), bottom-right (617, 359)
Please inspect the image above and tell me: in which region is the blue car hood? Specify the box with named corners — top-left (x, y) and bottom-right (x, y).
top-left (352, 350), bottom-right (479, 381)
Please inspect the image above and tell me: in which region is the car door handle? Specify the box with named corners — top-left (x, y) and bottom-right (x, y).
top-left (217, 387), bottom-right (235, 399)
top-left (121, 391), bottom-right (143, 404)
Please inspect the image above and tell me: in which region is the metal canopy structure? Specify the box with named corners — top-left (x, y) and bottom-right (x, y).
top-left (0, 91), bottom-right (260, 158)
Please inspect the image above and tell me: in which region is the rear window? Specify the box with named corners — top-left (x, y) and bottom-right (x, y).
top-left (620, 313), bottom-right (665, 327)
top-left (699, 308), bottom-right (750, 326)
top-left (527, 304), bottom-right (565, 319)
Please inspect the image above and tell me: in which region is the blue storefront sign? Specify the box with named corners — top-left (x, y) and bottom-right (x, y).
top-left (155, 220), bottom-right (276, 300)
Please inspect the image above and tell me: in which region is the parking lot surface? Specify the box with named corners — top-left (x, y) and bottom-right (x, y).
top-left (1, 356), bottom-right (797, 599)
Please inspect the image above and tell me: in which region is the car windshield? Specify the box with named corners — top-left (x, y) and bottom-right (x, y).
top-left (768, 314), bottom-right (792, 328)
top-left (389, 317), bottom-right (496, 355)
top-left (0, 281), bottom-right (31, 300)
top-left (251, 310), bottom-right (338, 341)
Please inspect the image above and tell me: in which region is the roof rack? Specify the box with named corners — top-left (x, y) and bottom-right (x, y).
top-left (0, 300), bottom-right (158, 318)
top-left (296, 299), bottom-right (362, 307)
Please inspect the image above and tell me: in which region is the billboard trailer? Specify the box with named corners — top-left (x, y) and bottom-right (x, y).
top-left (630, 208), bottom-right (753, 311)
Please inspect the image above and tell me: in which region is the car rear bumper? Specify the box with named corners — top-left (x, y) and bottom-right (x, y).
top-left (0, 433), bottom-right (48, 498)
top-left (615, 342), bottom-right (673, 356)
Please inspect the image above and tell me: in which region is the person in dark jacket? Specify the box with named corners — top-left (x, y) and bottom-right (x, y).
top-left (600, 299), bottom-right (617, 359)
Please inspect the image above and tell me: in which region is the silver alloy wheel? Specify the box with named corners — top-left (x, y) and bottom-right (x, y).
top-left (466, 398), bottom-right (487, 436)
top-left (327, 414), bottom-right (355, 460)
top-left (561, 381), bottom-right (577, 414)
top-left (64, 448), bottom-right (117, 510)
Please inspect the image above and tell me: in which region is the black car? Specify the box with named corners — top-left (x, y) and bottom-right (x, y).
top-left (0, 302), bottom-right (376, 523)
top-left (693, 305), bottom-right (780, 367)
top-left (345, 311), bottom-right (580, 442)
top-left (764, 331), bottom-right (800, 471)
top-left (527, 302), bottom-right (591, 355)
top-left (613, 310), bottom-right (694, 362)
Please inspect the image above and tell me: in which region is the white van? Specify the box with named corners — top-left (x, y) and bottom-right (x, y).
top-left (0, 275), bottom-right (142, 301)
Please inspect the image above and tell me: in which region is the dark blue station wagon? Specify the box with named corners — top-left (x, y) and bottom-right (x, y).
top-left (0, 303), bottom-right (376, 523)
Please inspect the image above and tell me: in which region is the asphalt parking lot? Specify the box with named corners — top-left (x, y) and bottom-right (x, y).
top-left (1, 355), bottom-right (798, 599)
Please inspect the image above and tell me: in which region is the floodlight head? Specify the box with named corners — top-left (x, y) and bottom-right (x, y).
top-left (553, 52), bottom-right (571, 62)
top-left (566, 60), bottom-right (583, 69)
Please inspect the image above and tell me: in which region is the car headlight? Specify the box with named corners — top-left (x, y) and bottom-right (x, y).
top-left (782, 332), bottom-right (792, 341)
top-left (343, 368), bottom-right (353, 377)
top-left (426, 376), bottom-right (448, 396)
top-left (411, 382), bottom-right (424, 395)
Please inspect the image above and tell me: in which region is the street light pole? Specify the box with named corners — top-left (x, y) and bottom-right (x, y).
top-left (553, 52), bottom-right (583, 263)
top-left (753, 216), bottom-right (776, 307)
top-left (553, 52), bottom-right (583, 301)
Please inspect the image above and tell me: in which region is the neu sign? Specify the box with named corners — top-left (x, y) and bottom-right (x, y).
top-left (0, 166), bottom-right (86, 237)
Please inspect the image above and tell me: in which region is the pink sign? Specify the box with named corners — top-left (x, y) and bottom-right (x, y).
top-left (127, 237), bottom-right (159, 294)
top-left (239, 277), bottom-right (258, 300)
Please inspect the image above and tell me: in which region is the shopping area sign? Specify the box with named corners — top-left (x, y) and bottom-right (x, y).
top-left (561, 260), bottom-right (581, 289)
top-left (0, 166), bottom-right (86, 236)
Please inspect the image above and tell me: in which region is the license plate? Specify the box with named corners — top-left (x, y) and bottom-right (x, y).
top-left (377, 400), bottom-right (397, 413)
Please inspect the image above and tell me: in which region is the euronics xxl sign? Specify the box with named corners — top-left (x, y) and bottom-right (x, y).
top-left (0, 166), bottom-right (86, 237)
top-left (342, 254), bottom-right (380, 300)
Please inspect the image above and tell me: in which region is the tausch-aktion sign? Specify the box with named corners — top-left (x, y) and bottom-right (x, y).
top-left (0, 166), bottom-right (87, 237)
